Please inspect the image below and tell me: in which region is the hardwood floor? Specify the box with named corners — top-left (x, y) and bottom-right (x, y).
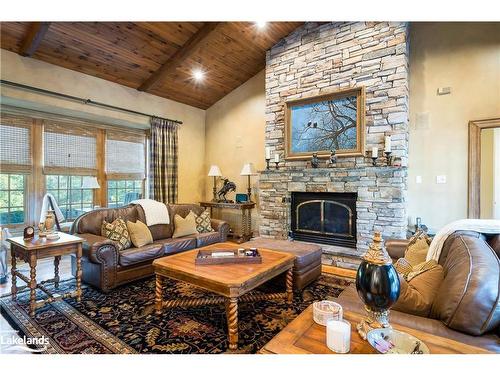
top-left (0, 255), bottom-right (73, 354)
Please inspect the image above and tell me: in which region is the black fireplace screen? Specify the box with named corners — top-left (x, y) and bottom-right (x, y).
top-left (291, 192), bottom-right (357, 248)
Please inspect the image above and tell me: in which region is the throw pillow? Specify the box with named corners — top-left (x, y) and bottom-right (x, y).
top-left (394, 257), bottom-right (413, 277)
top-left (393, 261), bottom-right (444, 317)
top-left (126, 220), bottom-right (153, 248)
top-left (101, 218), bottom-right (131, 251)
top-left (404, 232), bottom-right (431, 266)
top-left (195, 209), bottom-right (215, 233)
top-left (172, 211), bottom-right (198, 238)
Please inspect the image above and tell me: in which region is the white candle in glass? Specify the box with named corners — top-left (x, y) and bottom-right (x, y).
top-left (326, 319), bottom-right (351, 353)
top-left (371, 146), bottom-right (378, 158)
top-left (384, 135), bottom-right (392, 152)
top-left (265, 147), bottom-right (271, 160)
top-left (274, 153), bottom-right (279, 163)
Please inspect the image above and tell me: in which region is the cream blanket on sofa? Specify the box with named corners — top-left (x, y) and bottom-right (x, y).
top-left (426, 219), bottom-right (500, 261)
top-left (131, 199), bottom-right (170, 226)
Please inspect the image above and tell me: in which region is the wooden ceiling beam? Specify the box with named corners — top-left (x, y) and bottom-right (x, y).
top-left (20, 22), bottom-right (51, 57)
top-left (138, 22), bottom-right (220, 92)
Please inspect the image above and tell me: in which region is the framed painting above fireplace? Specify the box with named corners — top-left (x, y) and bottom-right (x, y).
top-left (284, 86), bottom-right (365, 160)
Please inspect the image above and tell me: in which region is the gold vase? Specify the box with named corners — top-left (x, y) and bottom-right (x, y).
top-left (44, 210), bottom-right (56, 233)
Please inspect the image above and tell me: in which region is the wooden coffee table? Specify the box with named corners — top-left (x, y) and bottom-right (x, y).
top-left (153, 242), bottom-right (296, 351)
top-left (7, 232), bottom-right (84, 317)
top-left (260, 305), bottom-right (492, 354)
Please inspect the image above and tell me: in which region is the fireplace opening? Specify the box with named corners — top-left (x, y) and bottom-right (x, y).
top-left (290, 192), bottom-right (357, 248)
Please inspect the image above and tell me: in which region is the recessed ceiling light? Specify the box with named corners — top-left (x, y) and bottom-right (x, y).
top-left (256, 21), bottom-right (267, 30)
top-left (193, 69), bottom-right (204, 81)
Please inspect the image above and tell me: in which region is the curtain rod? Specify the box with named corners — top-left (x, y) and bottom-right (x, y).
top-left (0, 79), bottom-right (183, 125)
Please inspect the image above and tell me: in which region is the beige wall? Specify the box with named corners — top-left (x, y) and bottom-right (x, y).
top-left (480, 128), bottom-right (495, 218)
top-left (204, 70), bottom-right (265, 230)
top-left (0, 49), bottom-right (206, 203)
top-left (408, 22), bottom-right (500, 230)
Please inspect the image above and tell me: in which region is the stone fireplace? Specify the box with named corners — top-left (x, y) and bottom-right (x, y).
top-left (291, 192), bottom-right (357, 248)
top-left (258, 22), bottom-right (410, 266)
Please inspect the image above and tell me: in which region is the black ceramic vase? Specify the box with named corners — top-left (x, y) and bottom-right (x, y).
top-left (355, 232), bottom-right (400, 331)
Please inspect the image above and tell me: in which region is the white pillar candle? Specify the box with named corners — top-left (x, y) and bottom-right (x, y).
top-left (384, 135), bottom-right (392, 152)
top-left (274, 153), bottom-right (280, 163)
top-left (265, 147), bottom-right (271, 160)
top-left (371, 146), bottom-right (378, 158)
top-left (326, 319), bottom-right (351, 354)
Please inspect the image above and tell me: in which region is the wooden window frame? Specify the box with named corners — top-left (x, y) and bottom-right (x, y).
top-left (106, 179), bottom-right (144, 208)
top-left (0, 109), bottom-right (148, 227)
top-left (467, 118), bottom-right (500, 218)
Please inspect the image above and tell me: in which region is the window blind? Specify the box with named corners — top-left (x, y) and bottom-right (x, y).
top-left (0, 115), bottom-right (32, 172)
top-left (43, 122), bottom-right (97, 174)
top-left (106, 132), bottom-right (146, 178)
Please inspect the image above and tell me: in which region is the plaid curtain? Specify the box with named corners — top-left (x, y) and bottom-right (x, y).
top-left (149, 117), bottom-right (178, 204)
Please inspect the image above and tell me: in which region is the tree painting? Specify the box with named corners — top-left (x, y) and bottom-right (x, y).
top-left (290, 95), bottom-right (358, 154)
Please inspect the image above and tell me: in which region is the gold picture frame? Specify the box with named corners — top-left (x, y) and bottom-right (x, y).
top-left (284, 86), bottom-right (365, 160)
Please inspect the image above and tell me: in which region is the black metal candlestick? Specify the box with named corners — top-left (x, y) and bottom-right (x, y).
top-left (274, 161), bottom-right (279, 170)
top-left (266, 158), bottom-right (271, 170)
top-left (371, 156), bottom-right (377, 166)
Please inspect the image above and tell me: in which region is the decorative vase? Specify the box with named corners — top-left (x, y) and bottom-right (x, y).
top-left (44, 210), bottom-right (56, 233)
top-left (355, 232), bottom-right (400, 339)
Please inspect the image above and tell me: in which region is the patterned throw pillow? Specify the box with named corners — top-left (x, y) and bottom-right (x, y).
top-left (101, 218), bottom-right (131, 251)
top-left (195, 209), bottom-right (214, 233)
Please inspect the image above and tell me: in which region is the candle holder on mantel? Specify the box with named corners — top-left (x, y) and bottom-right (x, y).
top-left (265, 158), bottom-right (271, 170)
top-left (274, 161), bottom-right (279, 170)
top-left (367, 149), bottom-right (379, 166)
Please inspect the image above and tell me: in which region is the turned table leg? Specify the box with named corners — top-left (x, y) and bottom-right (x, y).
top-left (226, 297), bottom-right (238, 351)
top-left (29, 253), bottom-right (37, 317)
top-left (286, 267), bottom-right (293, 303)
top-left (76, 244), bottom-right (82, 302)
top-left (54, 255), bottom-right (61, 289)
top-left (155, 275), bottom-right (164, 314)
top-left (10, 247), bottom-right (17, 301)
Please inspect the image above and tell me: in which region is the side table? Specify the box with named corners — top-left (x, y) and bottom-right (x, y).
top-left (7, 232), bottom-right (84, 317)
top-left (199, 201), bottom-right (256, 243)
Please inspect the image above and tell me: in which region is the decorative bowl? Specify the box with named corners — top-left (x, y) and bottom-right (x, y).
top-left (367, 328), bottom-right (430, 354)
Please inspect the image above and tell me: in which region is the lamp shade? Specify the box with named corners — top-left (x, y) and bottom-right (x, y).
top-left (81, 176), bottom-right (100, 189)
top-left (240, 163), bottom-right (257, 176)
top-left (208, 165), bottom-right (222, 177)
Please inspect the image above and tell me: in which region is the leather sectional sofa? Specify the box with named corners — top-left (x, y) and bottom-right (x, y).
top-left (70, 204), bottom-right (229, 292)
top-left (335, 230), bottom-right (500, 352)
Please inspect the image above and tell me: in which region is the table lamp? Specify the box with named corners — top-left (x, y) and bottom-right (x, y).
top-left (82, 176), bottom-right (101, 209)
top-left (208, 165), bottom-right (222, 201)
top-left (81, 176), bottom-right (100, 189)
top-left (240, 163), bottom-right (257, 202)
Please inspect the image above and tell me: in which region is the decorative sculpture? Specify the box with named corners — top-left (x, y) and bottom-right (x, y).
top-left (355, 232), bottom-right (400, 339)
top-left (217, 178), bottom-right (237, 203)
top-left (311, 153), bottom-right (320, 168)
top-left (328, 150), bottom-right (337, 167)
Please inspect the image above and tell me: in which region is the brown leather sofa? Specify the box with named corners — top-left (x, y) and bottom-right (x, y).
top-left (70, 203), bottom-right (230, 292)
top-left (335, 230), bottom-right (500, 353)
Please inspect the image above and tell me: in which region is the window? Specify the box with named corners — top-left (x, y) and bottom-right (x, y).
top-left (46, 175), bottom-right (94, 220)
top-left (107, 180), bottom-right (143, 208)
top-left (0, 173), bottom-right (26, 225)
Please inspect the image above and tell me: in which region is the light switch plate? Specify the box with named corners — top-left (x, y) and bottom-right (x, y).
top-left (437, 87), bottom-right (452, 95)
top-left (436, 175), bottom-right (447, 184)
top-left (416, 176), bottom-right (422, 184)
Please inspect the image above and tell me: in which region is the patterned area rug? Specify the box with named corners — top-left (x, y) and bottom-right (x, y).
top-left (0, 274), bottom-right (351, 354)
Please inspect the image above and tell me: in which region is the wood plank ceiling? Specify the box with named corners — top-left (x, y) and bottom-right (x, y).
top-left (0, 22), bottom-right (303, 109)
